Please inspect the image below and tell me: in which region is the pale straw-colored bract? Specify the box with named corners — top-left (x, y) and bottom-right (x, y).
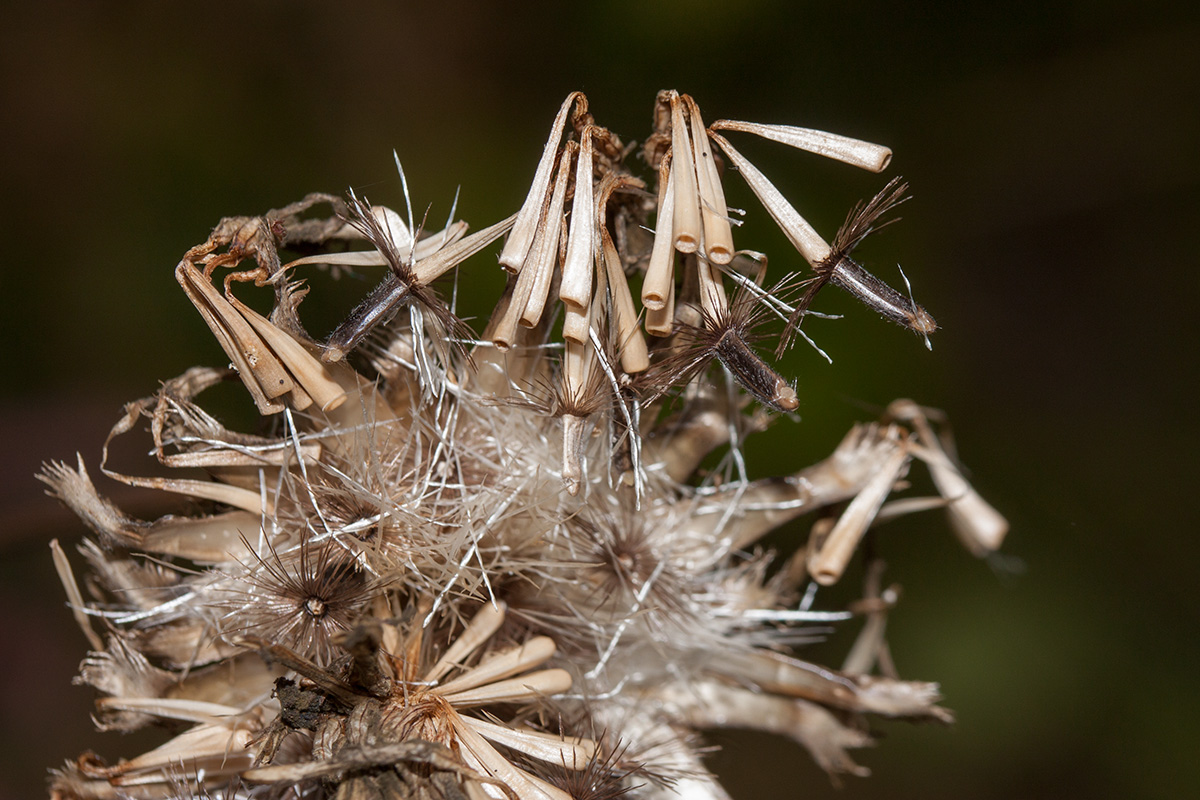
top-left (42, 90), bottom-right (1006, 800)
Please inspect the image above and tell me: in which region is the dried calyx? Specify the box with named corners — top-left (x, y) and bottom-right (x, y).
top-left (43, 91), bottom-right (1004, 800)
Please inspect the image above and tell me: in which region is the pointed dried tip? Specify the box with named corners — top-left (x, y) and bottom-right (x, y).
top-left (437, 637), bottom-right (558, 697)
top-left (426, 602), bottom-right (508, 683)
top-left (441, 668), bottom-right (573, 706)
top-left (462, 716), bottom-right (597, 771)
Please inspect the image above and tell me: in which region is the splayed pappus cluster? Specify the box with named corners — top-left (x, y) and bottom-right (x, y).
top-left (42, 90), bottom-right (1006, 800)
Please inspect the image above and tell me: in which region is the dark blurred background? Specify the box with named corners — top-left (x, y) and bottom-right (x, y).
top-left (2, 1), bottom-right (1197, 798)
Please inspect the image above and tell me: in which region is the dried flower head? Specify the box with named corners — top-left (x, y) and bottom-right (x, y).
top-left (42, 91), bottom-right (1007, 800)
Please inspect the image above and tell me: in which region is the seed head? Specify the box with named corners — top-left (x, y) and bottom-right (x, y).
top-left (42, 91), bottom-right (1006, 800)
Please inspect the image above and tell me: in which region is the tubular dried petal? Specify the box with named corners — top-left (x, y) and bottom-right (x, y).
top-left (560, 127), bottom-right (596, 311)
top-left (888, 400), bottom-right (1009, 554)
top-left (807, 430), bottom-right (910, 585)
top-left (176, 260), bottom-right (290, 413)
top-left (521, 142), bottom-right (576, 328)
top-left (669, 93), bottom-right (702, 254)
top-left (225, 292), bottom-right (348, 411)
top-left (452, 715), bottom-right (571, 800)
top-left (500, 92), bottom-right (585, 272)
top-left (562, 301), bottom-right (591, 345)
top-left (711, 119), bottom-right (893, 173)
top-left (441, 668), bottom-right (572, 707)
top-left (413, 214), bottom-right (516, 284)
top-left (642, 153), bottom-right (676, 313)
top-left (599, 227), bottom-right (650, 374)
top-left (462, 717), bottom-right (597, 767)
top-left (426, 602), bottom-right (508, 683)
top-left (708, 132), bottom-right (833, 265)
top-left (437, 636), bottom-right (557, 696)
top-left (684, 97), bottom-right (734, 265)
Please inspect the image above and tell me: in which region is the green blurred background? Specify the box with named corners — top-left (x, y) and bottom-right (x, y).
top-left (2, 1), bottom-right (1196, 798)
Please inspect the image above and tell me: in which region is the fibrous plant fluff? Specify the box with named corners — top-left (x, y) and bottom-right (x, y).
top-left (42, 91), bottom-right (1008, 800)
